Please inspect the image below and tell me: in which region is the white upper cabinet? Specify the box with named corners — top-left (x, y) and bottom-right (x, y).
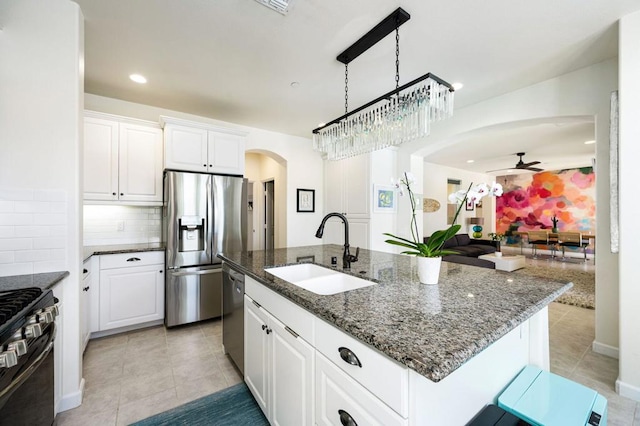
top-left (164, 124), bottom-right (209, 172)
top-left (84, 112), bottom-right (163, 204)
top-left (162, 116), bottom-right (246, 176)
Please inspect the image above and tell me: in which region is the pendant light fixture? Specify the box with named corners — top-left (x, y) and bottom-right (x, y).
top-left (312, 8), bottom-right (455, 161)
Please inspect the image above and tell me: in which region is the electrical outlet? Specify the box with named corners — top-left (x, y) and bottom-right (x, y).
top-left (117, 221), bottom-right (125, 232)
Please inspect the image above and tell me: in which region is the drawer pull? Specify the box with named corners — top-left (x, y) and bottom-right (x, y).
top-left (83, 268), bottom-right (88, 274)
top-left (338, 409), bottom-right (358, 426)
top-left (338, 347), bottom-right (362, 368)
top-left (83, 286), bottom-right (89, 292)
top-left (285, 326), bottom-right (299, 338)
top-left (126, 257), bottom-right (141, 262)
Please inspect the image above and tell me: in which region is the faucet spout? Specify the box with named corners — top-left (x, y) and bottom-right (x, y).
top-left (315, 212), bottom-right (358, 269)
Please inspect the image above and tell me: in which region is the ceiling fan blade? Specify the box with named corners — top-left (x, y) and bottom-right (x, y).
top-left (525, 167), bottom-right (543, 172)
top-left (520, 160), bottom-right (541, 167)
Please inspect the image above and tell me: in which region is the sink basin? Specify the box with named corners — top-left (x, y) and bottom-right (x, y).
top-left (265, 264), bottom-right (375, 295)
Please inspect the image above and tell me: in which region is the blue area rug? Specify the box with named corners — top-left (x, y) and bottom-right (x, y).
top-left (131, 383), bottom-right (269, 426)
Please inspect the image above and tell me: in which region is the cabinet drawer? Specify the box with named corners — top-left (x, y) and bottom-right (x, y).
top-left (245, 276), bottom-right (314, 344)
top-left (99, 251), bottom-right (164, 269)
top-left (316, 353), bottom-right (407, 426)
top-left (315, 318), bottom-right (408, 417)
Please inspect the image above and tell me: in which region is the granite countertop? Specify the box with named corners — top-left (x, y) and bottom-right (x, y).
top-left (219, 244), bottom-right (572, 383)
top-left (83, 243), bottom-right (165, 261)
top-left (0, 271), bottom-right (69, 292)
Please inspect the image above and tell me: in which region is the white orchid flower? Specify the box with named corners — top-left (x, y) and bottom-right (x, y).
top-left (472, 183), bottom-right (489, 200)
top-left (390, 177), bottom-right (405, 196)
top-left (403, 172), bottom-right (416, 185)
top-left (490, 182), bottom-right (503, 197)
top-left (448, 190), bottom-right (467, 204)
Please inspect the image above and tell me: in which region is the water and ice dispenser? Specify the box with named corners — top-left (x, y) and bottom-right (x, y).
top-left (178, 216), bottom-right (205, 253)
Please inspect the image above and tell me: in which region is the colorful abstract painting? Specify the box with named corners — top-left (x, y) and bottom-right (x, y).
top-left (496, 167), bottom-right (595, 235)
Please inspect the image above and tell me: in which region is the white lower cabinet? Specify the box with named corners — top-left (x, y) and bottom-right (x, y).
top-left (244, 295), bottom-right (315, 426)
top-left (316, 353), bottom-right (407, 426)
top-left (98, 252), bottom-right (164, 331)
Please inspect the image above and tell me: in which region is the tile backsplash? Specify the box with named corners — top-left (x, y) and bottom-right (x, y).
top-left (83, 205), bottom-right (162, 246)
top-left (0, 189), bottom-right (68, 276)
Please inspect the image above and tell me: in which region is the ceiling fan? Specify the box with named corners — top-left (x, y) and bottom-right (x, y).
top-left (487, 152), bottom-right (543, 173)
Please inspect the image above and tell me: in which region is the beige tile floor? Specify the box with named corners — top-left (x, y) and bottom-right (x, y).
top-left (58, 258), bottom-right (640, 425)
top-left (57, 319), bottom-right (243, 426)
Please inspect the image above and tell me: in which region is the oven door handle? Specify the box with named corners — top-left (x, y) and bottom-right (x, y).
top-left (0, 323), bottom-right (56, 403)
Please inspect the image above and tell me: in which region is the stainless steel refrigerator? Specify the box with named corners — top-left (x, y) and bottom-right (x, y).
top-left (164, 170), bottom-right (246, 327)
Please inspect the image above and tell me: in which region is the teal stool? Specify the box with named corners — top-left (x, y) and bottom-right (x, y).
top-left (498, 365), bottom-right (607, 426)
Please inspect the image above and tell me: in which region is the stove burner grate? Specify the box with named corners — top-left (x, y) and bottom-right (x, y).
top-left (0, 288), bottom-right (43, 326)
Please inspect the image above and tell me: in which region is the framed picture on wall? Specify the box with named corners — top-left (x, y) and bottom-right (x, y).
top-left (296, 189), bottom-right (315, 212)
top-left (465, 198), bottom-right (474, 211)
top-left (373, 184), bottom-right (397, 213)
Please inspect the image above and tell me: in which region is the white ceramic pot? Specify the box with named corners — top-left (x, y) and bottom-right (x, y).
top-left (417, 256), bottom-right (442, 285)
top-left (495, 251), bottom-right (503, 257)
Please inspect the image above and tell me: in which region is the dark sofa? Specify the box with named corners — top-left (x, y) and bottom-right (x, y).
top-left (423, 234), bottom-right (499, 268)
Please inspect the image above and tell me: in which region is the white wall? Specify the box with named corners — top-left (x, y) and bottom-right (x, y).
top-left (369, 148), bottom-right (398, 251)
top-left (398, 59), bottom-right (619, 359)
top-left (617, 10), bottom-right (640, 402)
top-left (84, 94), bottom-right (324, 248)
top-left (422, 163), bottom-right (495, 237)
top-left (0, 0), bottom-right (84, 411)
top-left (245, 152), bottom-right (287, 249)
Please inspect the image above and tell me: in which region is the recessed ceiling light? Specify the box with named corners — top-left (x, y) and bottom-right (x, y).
top-left (318, 122), bottom-right (326, 127)
top-left (466, 160), bottom-right (474, 163)
top-left (129, 74), bottom-right (147, 84)
top-left (290, 81), bottom-right (300, 88)
top-left (452, 82), bottom-right (464, 91)
top-left (584, 140), bottom-right (596, 145)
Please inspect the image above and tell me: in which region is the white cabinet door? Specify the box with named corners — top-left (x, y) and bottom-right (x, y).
top-left (84, 117), bottom-right (118, 201)
top-left (164, 124), bottom-right (208, 172)
top-left (208, 131), bottom-right (245, 175)
top-left (344, 154), bottom-right (370, 218)
top-left (324, 159), bottom-right (344, 215)
top-left (118, 123), bottom-right (163, 202)
top-left (244, 296), bottom-right (270, 417)
top-left (99, 264), bottom-right (164, 330)
top-left (270, 315), bottom-right (315, 426)
top-left (245, 294), bottom-right (315, 425)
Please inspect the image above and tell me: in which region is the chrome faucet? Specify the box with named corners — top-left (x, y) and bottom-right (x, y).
top-left (315, 212), bottom-right (359, 269)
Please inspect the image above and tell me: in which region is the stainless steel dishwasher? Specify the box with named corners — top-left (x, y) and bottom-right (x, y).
top-left (222, 262), bottom-right (244, 374)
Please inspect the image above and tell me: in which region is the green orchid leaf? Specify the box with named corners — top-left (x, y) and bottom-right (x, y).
top-left (384, 239), bottom-right (419, 250)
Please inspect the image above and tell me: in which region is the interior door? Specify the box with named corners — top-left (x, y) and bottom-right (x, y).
top-left (264, 180), bottom-right (275, 250)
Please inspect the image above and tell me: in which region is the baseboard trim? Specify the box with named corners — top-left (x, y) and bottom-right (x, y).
top-left (616, 378), bottom-right (640, 401)
top-left (592, 341), bottom-right (619, 359)
top-left (57, 379), bottom-right (84, 413)
top-left (89, 319), bottom-right (164, 339)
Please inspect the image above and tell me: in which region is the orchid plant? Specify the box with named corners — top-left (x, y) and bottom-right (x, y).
top-left (384, 173), bottom-right (503, 258)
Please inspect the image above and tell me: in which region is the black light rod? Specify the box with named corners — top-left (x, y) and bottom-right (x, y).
top-left (336, 8), bottom-right (411, 64)
top-left (312, 72), bottom-right (454, 134)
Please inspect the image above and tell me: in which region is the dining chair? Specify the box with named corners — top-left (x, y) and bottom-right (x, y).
top-left (527, 231), bottom-right (552, 259)
top-left (557, 232), bottom-right (589, 262)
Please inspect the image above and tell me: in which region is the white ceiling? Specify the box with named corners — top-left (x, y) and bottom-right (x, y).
top-left (74, 0), bottom-right (639, 169)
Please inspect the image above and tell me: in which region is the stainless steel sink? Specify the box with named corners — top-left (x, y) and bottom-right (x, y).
top-left (264, 263), bottom-right (375, 295)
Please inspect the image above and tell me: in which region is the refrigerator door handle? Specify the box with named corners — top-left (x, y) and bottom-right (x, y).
top-left (171, 268), bottom-right (221, 277)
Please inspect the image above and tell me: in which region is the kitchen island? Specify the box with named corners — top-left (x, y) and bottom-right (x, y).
top-left (219, 244), bottom-right (572, 424)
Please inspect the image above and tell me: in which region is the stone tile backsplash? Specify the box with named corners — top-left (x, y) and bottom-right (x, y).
top-left (0, 189), bottom-right (68, 276)
top-left (83, 205), bottom-right (162, 246)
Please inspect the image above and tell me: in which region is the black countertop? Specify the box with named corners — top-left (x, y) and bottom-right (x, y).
top-left (0, 271), bottom-right (69, 292)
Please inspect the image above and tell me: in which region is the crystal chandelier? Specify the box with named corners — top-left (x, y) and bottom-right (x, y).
top-left (312, 8), bottom-right (455, 161)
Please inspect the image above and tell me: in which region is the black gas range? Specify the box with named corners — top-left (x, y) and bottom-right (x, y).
top-left (0, 287), bottom-right (58, 426)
